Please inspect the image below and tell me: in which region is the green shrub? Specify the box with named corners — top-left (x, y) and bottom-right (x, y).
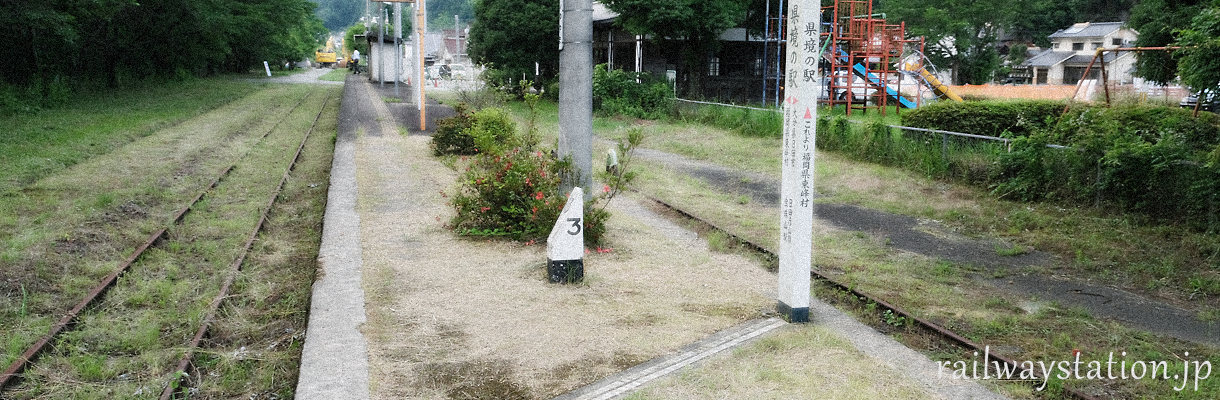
top-left (431, 105), bottom-right (519, 156)
top-left (450, 149), bottom-right (568, 240)
top-left (822, 99), bottom-right (1220, 230)
top-left (543, 81), bottom-right (560, 102)
top-left (432, 104), bottom-right (477, 156)
top-left (901, 100), bottom-right (1066, 137)
top-left (469, 107), bottom-right (518, 155)
top-left (1052, 104), bottom-right (1220, 148)
top-left (446, 115), bottom-right (645, 247)
top-left (592, 64), bottom-right (673, 119)
top-left (989, 104), bottom-right (1220, 230)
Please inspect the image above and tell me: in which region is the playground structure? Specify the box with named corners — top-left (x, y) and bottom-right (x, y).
top-left (821, 0), bottom-right (961, 115)
top-left (761, 0), bottom-right (962, 114)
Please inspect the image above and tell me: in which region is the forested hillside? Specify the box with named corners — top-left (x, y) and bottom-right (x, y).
top-left (312, 0), bottom-right (472, 33)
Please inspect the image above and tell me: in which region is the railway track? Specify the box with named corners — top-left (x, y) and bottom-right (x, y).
top-left (645, 196), bottom-right (1101, 400)
top-left (0, 89), bottom-right (330, 396)
top-left (159, 93), bottom-right (331, 399)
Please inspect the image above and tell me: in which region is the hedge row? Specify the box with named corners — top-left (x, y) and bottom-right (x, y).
top-left (896, 100), bottom-right (1220, 230)
top-left (900, 100), bottom-right (1067, 137)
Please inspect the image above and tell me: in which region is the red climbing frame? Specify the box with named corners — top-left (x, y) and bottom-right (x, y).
top-left (821, 0), bottom-right (923, 116)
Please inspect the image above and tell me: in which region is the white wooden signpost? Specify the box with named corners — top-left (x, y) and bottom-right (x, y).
top-left (547, 187), bottom-right (585, 283)
top-left (776, 0), bottom-right (818, 323)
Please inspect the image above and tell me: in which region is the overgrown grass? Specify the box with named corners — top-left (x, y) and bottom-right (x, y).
top-left (318, 68), bottom-right (349, 82)
top-left (629, 150), bottom-right (1219, 398)
top-left (0, 83), bottom-right (336, 398)
top-left (0, 78), bottom-right (263, 193)
top-left (188, 90), bottom-right (338, 398)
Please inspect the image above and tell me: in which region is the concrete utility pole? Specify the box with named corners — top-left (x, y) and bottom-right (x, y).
top-left (395, 2), bottom-right (402, 97)
top-left (558, 0), bottom-right (593, 199)
top-left (417, 0), bottom-right (427, 131)
top-left (380, 5), bottom-right (386, 87)
top-left (776, 0), bottom-right (817, 323)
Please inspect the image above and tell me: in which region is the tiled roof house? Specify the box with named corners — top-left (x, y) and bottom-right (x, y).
top-left (1020, 22), bottom-right (1138, 85)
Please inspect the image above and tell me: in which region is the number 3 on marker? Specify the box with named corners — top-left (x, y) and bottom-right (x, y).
top-left (567, 218), bottom-right (582, 235)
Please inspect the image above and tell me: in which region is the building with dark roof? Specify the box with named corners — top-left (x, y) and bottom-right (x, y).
top-left (1019, 22), bottom-right (1138, 85)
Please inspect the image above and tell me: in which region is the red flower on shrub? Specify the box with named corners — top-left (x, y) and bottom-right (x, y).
top-left (480, 206), bottom-right (490, 212)
top-left (603, 184), bottom-right (610, 193)
top-left (535, 191), bottom-right (545, 200)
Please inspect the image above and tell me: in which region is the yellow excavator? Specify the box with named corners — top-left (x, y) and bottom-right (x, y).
top-left (315, 36), bottom-right (338, 68)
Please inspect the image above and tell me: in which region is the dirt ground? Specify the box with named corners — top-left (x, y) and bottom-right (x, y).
top-left (353, 115), bottom-right (782, 399)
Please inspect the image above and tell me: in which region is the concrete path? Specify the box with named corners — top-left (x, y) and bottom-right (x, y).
top-left (256, 67), bottom-right (344, 85)
top-left (295, 75), bottom-right (371, 400)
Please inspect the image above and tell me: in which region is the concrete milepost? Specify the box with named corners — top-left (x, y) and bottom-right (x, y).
top-left (776, 0), bottom-right (818, 323)
top-left (558, 0), bottom-right (593, 199)
top-left (547, 187), bottom-right (585, 283)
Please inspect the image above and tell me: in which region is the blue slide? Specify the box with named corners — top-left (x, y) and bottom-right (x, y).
top-left (832, 50), bottom-right (918, 108)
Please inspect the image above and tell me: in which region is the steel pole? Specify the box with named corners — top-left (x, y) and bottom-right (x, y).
top-left (559, 0), bottom-right (593, 199)
top-left (774, 0), bottom-right (785, 108)
top-left (763, 0), bottom-right (771, 106)
top-left (395, 3), bottom-right (402, 97)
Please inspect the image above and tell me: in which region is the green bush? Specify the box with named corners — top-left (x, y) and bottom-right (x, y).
top-left (445, 111), bottom-right (644, 247)
top-left (1052, 104), bottom-right (1220, 148)
top-left (826, 99), bottom-right (1220, 230)
top-left (431, 105), bottom-right (519, 156)
top-left (901, 100), bottom-right (1066, 137)
top-left (990, 104), bottom-right (1220, 230)
top-left (431, 104), bottom-right (477, 155)
top-left (450, 148), bottom-right (568, 240)
top-left (592, 64), bottom-right (673, 119)
top-left (469, 107), bottom-right (518, 155)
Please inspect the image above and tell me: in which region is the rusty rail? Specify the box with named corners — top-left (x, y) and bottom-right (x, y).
top-left (646, 196), bottom-right (1100, 400)
top-left (0, 92), bottom-right (315, 391)
top-left (159, 93), bottom-right (332, 399)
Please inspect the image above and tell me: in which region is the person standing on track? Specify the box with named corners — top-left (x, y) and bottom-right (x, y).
top-left (351, 49), bottom-right (361, 74)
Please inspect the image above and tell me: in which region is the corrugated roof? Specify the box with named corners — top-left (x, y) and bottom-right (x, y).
top-left (1049, 22), bottom-right (1125, 39)
top-left (1021, 50), bottom-right (1075, 67)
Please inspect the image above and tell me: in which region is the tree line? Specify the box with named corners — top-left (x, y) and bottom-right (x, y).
top-left (468, 0), bottom-right (1217, 95)
top-left (0, 0), bottom-right (326, 90)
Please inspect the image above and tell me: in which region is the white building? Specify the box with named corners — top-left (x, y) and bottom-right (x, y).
top-left (1020, 22), bottom-right (1138, 85)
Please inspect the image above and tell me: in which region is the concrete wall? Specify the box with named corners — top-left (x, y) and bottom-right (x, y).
top-left (1048, 64), bottom-right (1066, 85)
top-left (368, 41), bottom-right (414, 84)
top-left (1110, 52), bottom-right (1137, 84)
top-left (368, 41), bottom-right (394, 83)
